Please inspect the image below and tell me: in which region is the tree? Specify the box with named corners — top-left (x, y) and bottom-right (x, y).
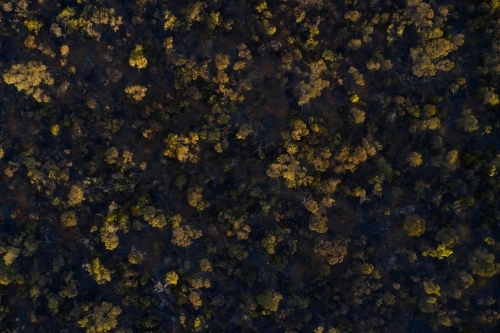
top-left (455, 109), bottom-right (479, 132)
top-left (171, 225), bottom-right (202, 247)
top-left (61, 211), bottom-right (77, 227)
top-left (78, 302), bottom-right (122, 333)
top-left (188, 290), bottom-right (202, 308)
top-left (309, 214), bottom-right (328, 233)
top-left (125, 85), bottom-right (147, 101)
top-left (128, 247), bottom-right (144, 265)
top-left (484, 91), bottom-right (500, 106)
top-left (164, 133), bottom-right (200, 163)
top-left (348, 67), bottom-right (365, 85)
top-left (3, 61), bottom-right (54, 102)
top-left (345, 10), bottom-right (361, 22)
top-left (187, 187), bottom-right (209, 211)
top-left (215, 53), bottom-right (231, 71)
top-left (406, 152), bottom-right (423, 167)
top-left (350, 108), bottom-right (365, 124)
top-left (164, 9), bottom-right (178, 30)
top-left (24, 19), bottom-right (43, 35)
top-left (295, 60), bottom-right (330, 105)
top-left (267, 154), bottom-right (312, 188)
top-left (129, 45), bottom-right (147, 69)
top-left (422, 244), bottom-right (453, 259)
top-left (313, 239), bottom-right (348, 265)
top-left (68, 184), bottom-right (85, 206)
top-left (105, 147), bottom-right (119, 164)
top-left (236, 124), bottom-right (253, 139)
top-left (256, 290), bottom-right (282, 314)
top-left (403, 215), bottom-right (426, 236)
top-left (435, 228), bottom-right (460, 247)
top-left (0, 247), bottom-right (20, 265)
top-left (142, 206), bottom-right (167, 228)
top-left (84, 258), bottom-right (112, 284)
top-left (182, 1), bottom-right (207, 29)
top-left (409, 33), bottom-right (464, 77)
top-left (469, 248), bottom-right (500, 277)
top-left (261, 233), bottom-right (277, 254)
top-left (165, 271), bottom-right (179, 285)
top-left (405, 0), bottom-right (434, 28)
top-left (100, 233), bottom-right (119, 251)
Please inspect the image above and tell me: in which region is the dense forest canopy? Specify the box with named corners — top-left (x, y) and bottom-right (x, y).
top-left (1, 0), bottom-right (500, 332)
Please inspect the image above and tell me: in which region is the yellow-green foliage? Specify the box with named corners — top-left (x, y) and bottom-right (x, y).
top-left (57, 7), bottom-right (86, 33)
top-left (256, 290), bottom-right (282, 313)
top-left (50, 124), bottom-right (60, 136)
top-left (208, 11), bottom-right (221, 28)
top-left (261, 19), bottom-right (276, 35)
top-left (24, 20), bottom-right (43, 35)
top-left (165, 271), bottom-right (179, 285)
top-left (100, 233), bottom-right (119, 251)
top-left (261, 233), bottom-right (277, 254)
top-left (255, 0), bottom-right (268, 13)
top-left (483, 236), bottom-right (495, 245)
top-left (423, 281), bottom-right (441, 296)
top-left (321, 50), bottom-right (335, 63)
top-left (142, 206), bottom-right (168, 228)
top-left (164, 10), bottom-right (177, 30)
top-left (84, 258), bottom-right (112, 284)
top-left (129, 45), bottom-right (147, 69)
top-left (2, 61), bottom-right (54, 102)
top-left (422, 244), bottom-right (453, 259)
